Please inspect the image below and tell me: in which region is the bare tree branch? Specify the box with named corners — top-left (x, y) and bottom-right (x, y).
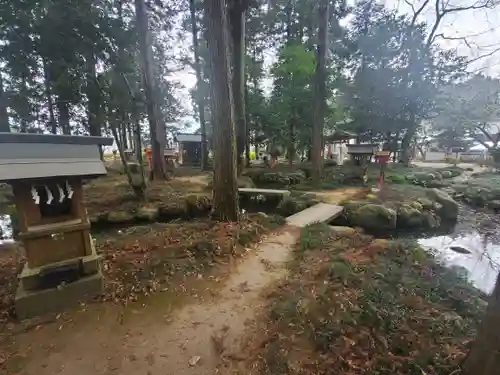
top-left (434, 24), bottom-right (500, 43)
top-left (426, 0), bottom-right (500, 47)
top-left (433, 33), bottom-right (475, 48)
top-left (405, 0), bottom-right (431, 26)
top-left (466, 46), bottom-right (500, 65)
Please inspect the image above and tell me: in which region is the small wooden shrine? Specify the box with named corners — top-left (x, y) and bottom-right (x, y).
top-left (174, 133), bottom-right (202, 165)
top-left (0, 132), bottom-right (113, 319)
top-left (346, 143), bottom-right (378, 165)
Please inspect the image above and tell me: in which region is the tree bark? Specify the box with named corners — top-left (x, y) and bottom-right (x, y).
top-left (189, 0), bottom-right (209, 171)
top-left (135, 0), bottom-right (165, 180)
top-left (0, 74), bottom-right (9, 132)
top-left (110, 116), bottom-right (146, 201)
top-left (57, 99), bottom-right (70, 135)
top-left (127, 121), bottom-right (134, 150)
top-left (244, 80), bottom-right (250, 167)
top-left (85, 54), bottom-right (103, 158)
top-left (462, 272), bottom-right (500, 375)
top-left (311, 0), bottom-right (329, 182)
top-left (204, 0), bottom-right (240, 221)
top-left (288, 117), bottom-right (295, 165)
top-left (228, 0), bottom-right (247, 175)
top-left (42, 60), bottom-right (57, 134)
top-left (121, 122), bottom-right (128, 149)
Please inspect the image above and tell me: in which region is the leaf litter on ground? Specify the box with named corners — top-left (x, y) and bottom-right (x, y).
top-left (0, 213), bottom-right (284, 344)
top-left (227, 224), bottom-right (487, 375)
top-left (98, 213), bottom-right (284, 305)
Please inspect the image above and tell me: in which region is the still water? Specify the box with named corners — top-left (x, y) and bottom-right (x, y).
top-left (419, 232), bottom-right (500, 294)
top-left (418, 207), bottom-right (500, 294)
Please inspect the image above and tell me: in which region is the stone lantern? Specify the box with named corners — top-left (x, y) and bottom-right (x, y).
top-left (0, 132), bottom-right (113, 319)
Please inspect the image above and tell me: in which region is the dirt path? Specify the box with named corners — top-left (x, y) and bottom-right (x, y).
top-left (175, 175), bottom-right (210, 187)
top-left (5, 187), bottom-right (362, 375)
top-left (309, 187), bottom-right (365, 204)
top-left (8, 230), bottom-right (298, 375)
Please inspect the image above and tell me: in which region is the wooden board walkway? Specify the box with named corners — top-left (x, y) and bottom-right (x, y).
top-left (238, 188), bottom-right (291, 196)
top-left (286, 203), bottom-right (343, 227)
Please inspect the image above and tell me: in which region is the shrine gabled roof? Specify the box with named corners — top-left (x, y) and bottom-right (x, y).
top-left (0, 132), bottom-right (113, 182)
top-left (174, 133), bottom-right (202, 143)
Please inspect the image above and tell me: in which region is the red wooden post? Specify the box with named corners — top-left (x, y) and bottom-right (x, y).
top-left (375, 151), bottom-right (391, 189)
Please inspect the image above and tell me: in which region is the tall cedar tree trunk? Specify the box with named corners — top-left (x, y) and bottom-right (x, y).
top-left (244, 79), bottom-right (250, 166)
top-left (0, 74), bottom-right (9, 132)
top-left (286, 0), bottom-right (295, 165)
top-left (127, 122), bottom-right (134, 150)
top-left (462, 272), bottom-right (500, 374)
top-left (20, 76), bottom-right (29, 132)
top-left (311, 0), bottom-right (329, 182)
top-left (189, 0), bottom-right (209, 171)
top-left (228, 0), bottom-right (247, 175)
top-left (57, 100), bottom-right (71, 134)
top-left (85, 54), bottom-right (103, 158)
top-left (400, 114), bottom-right (416, 165)
top-left (121, 121), bottom-right (128, 149)
top-left (109, 116), bottom-right (146, 201)
top-left (125, 73), bottom-right (148, 195)
top-left (42, 60), bottom-right (57, 134)
top-left (135, 0), bottom-right (165, 180)
top-left (204, 0), bottom-right (240, 221)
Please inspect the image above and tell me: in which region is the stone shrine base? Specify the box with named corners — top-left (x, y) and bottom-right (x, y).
top-left (15, 271), bottom-right (103, 320)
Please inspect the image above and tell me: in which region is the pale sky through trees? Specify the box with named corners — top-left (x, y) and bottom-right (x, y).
top-left (170, 0), bottom-right (500, 130)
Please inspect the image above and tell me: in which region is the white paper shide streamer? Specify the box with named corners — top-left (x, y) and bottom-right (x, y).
top-left (65, 181), bottom-right (74, 199)
top-left (45, 185), bottom-right (54, 204)
top-left (31, 186), bottom-right (40, 205)
top-left (57, 184), bottom-right (65, 203)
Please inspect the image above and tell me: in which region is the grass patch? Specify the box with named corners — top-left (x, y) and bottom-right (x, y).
top-left (238, 229), bottom-right (486, 375)
top-left (297, 223), bottom-right (331, 252)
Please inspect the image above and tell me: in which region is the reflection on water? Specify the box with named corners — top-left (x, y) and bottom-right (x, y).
top-left (0, 214), bottom-right (13, 243)
top-left (419, 232), bottom-right (500, 294)
top-left (417, 202), bottom-right (500, 294)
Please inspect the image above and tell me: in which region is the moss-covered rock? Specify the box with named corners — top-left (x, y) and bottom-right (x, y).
top-left (329, 226), bottom-right (356, 235)
top-left (208, 176), bottom-right (256, 189)
top-left (397, 205), bottom-right (425, 228)
top-left (341, 200), bottom-right (369, 216)
top-left (89, 212), bottom-right (109, 225)
top-left (409, 172), bottom-right (436, 182)
top-left (136, 206), bottom-right (159, 221)
top-left (185, 194), bottom-right (212, 217)
top-left (243, 169), bottom-right (306, 188)
top-left (441, 170), bottom-right (453, 178)
top-left (106, 160), bottom-right (125, 174)
top-left (108, 210), bottom-right (135, 223)
top-left (238, 176), bottom-right (256, 188)
top-left (409, 201), bottom-right (423, 211)
top-left (426, 188), bottom-right (458, 221)
top-left (276, 196), bottom-right (308, 216)
top-left (158, 201), bottom-right (188, 219)
top-left (423, 211), bottom-right (441, 228)
top-left (416, 197), bottom-right (434, 210)
top-left (350, 204), bottom-right (397, 231)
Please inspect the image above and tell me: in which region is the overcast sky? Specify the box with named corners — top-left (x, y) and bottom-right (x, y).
top-left (168, 0), bottom-right (500, 131)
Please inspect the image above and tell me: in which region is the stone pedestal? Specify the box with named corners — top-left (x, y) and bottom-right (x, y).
top-left (15, 237), bottom-right (103, 319)
top-left (15, 271), bottom-right (103, 320)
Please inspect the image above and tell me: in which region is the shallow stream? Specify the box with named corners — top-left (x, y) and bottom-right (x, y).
top-left (417, 204), bottom-right (500, 293)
